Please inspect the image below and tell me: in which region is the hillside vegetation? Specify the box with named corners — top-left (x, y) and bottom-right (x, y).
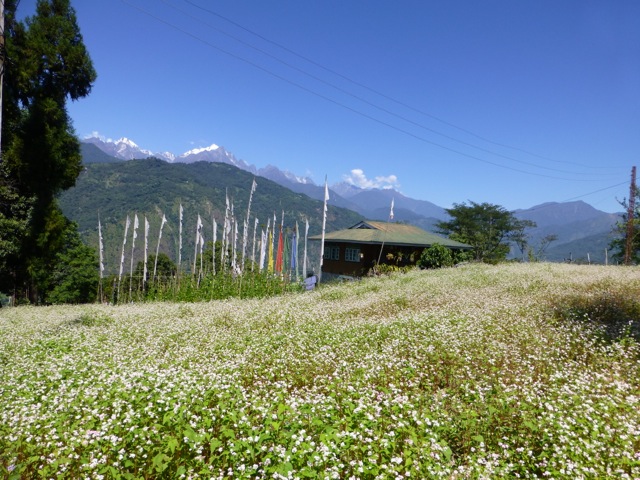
top-left (1, 263), bottom-right (639, 478)
top-left (58, 159), bottom-right (363, 275)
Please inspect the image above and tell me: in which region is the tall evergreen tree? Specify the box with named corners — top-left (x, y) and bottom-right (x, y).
top-left (0, 0), bottom-right (96, 302)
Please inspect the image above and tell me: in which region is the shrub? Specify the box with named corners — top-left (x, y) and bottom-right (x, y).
top-left (418, 243), bottom-right (454, 269)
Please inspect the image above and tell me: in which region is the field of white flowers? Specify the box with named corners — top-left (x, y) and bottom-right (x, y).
top-left (1, 262), bottom-right (639, 479)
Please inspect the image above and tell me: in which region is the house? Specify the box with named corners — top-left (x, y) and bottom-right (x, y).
top-left (310, 220), bottom-right (472, 278)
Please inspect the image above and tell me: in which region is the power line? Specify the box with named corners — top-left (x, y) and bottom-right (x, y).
top-left (168, 0), bottom-right (621, 177)
top-left (562, 181), bottom-right (629, 204)
top-left (121, 0), bottom-right (618, 183)
top-left (181, 0), bottom-right (626, 172)
top-left (516, 180), bottom-right (628, 215)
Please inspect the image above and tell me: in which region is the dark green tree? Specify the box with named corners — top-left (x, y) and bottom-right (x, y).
top-left (609, 191), bottom-right (640, 264)
top-left (135, 253), bottom-right (178, 283)
top-left (46, 223), bottom-right (99, 304)
top-left (0, 0), bottom-right (96, 302)
top-left (436, 201), bottom-right (522, 263)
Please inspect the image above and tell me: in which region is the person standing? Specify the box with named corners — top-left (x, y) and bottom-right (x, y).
top-left (304, 271), bottom-right (318, 291)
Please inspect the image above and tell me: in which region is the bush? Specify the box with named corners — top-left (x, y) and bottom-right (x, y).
top-left (418, 243), bottom-right (454, 269)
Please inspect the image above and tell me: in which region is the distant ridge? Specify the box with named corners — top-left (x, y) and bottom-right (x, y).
top-left (80, 137), bottom-right (622, 264)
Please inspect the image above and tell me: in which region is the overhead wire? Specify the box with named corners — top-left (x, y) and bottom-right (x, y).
top-left (121, 0), bottom-right (622, 184)
top-left (157, 0), bottom-right (599, 177)
top-left (121, 0), bottom-right (634, 210)
top-left (182, 0), bottom-right (626, 172)
top-left (517, 181), bottom-right (628, 215)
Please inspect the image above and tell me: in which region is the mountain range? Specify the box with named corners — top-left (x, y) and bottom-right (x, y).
top-left (78, 136), bottom-right (623, 264)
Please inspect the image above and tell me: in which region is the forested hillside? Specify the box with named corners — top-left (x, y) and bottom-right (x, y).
top-left (59, 159), bottom-right (363, 274)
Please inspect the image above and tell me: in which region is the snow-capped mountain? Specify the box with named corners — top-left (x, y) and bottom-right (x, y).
top-left (83, 135), bottom-right (255, 172)
top-left (83, 134), bottom-right (326, 192)
top-left (331, 181), bottom-right (364, 199)
top-left (83, 136), bottom-right (158, 160)
top-left (256, 164), bottom-right (314, 186)
top-left (176, 144), bottom-right (256, 172)
top-left (81, 134), bottom-right (440, 218)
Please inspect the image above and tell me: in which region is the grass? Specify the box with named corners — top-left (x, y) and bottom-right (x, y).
top-left (0, 262), bottom-right (639, 479)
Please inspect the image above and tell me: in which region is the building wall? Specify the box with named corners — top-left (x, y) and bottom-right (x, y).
top-left (322, 242), bottom-right (425, 277)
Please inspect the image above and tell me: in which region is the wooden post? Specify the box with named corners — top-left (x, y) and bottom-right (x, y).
top-left (624, 166), bottom-right (636, 265)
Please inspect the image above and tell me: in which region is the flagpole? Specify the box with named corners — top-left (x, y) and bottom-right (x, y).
top-left (243, 178), bottom-right (257, 270)
top-left (212, 217), bottom-right (217, 276)
top-left (222, 191), bottom-right (229, 272)
top-left (178, 204), bottom-right (183, 282)
top-left (252, 217), bottom-right (258, 272)
top-left (275, 210), bottom-right (284, 274)
top-left (153, 214), bottom-right (167, 282)
top-left (376, 197), bottom-right (394, 270)
top-left (259, 225), bottom-right (267, 271)
top-left (129, 214), bottom-right (139, 301)
top-left (118, 215), bottom-right (131, 303)
top-left (303, 218), bottom-right (309, 280)
top-left (294, 221), bottom-right (300, 281)
top-left (268, 214), bottom-right (275, 273)
top-left (193, 214), bottom-right (202, 277)
top-left (198, 226), bottom-right (204, 283)
top-left (98, 216), bottom-right (105, 303)
top-left (143, 216), bottom-right (149, 290)
top-left (319, 176), bottom-right (329, 283)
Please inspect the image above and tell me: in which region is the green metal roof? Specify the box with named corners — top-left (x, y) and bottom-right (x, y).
top-left (310, 221), bottom-right (471, 249)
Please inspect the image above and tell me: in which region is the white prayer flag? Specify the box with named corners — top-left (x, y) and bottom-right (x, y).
top-left (212, 217), bottom-right (217, 275)
top-left (319, 177), bottom-right (329, 282)
top-left (303, 218), bottom-right (309, 279)
top-left (98, 218), bottom-right (105, 278)
top-left (153, 213), bottom-right (167, 280)
top-left (143, 216), bottom-right (150, 283)
top-left (251, 217), bottom-right (258, 271)
top-left (259, 228), bottom-right (267, 271)
top-left (129, 214), bottom-right (139, 297)
top-left (119, 215), bottom-right (131, 282)
top-left (247, 177), bottom-right (257, 219)
top-left (193, 214), bottom-right (202, 275)
top-left (178, 204), bottom-right (184, 270)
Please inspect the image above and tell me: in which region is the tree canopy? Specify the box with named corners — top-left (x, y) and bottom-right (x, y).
top-left (609, 189), bottom-right (640, 265)
top-left (436, 201), bottom-right (533, 263)
top-left (0, 0), bottom-right (96, 303)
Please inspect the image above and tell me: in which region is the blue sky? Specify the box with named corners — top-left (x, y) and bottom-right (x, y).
top-left (19, 1), bottom-right (640, 213)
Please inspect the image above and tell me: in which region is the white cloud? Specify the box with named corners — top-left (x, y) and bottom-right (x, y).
top-left (84, 131), bottom-right (113, 143)
top-left (343, 168), bottom-right (400, 190)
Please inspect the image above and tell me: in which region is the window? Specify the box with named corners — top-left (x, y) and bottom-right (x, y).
top-left (324, 246), bottom-right (340, 261)
top-left (345, 248), bottom-right (361, 262)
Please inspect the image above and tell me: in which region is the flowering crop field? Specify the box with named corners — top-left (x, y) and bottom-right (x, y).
top-left (1, 263), bottom-right (639, 479)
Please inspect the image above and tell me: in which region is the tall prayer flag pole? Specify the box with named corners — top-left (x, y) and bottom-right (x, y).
top-left (303, 218), bottom-right (309, 280)
top-left (319, 177), bottom-right (329, 283)
top-left (143, 216), bottom-right (149, 286)
top-left (98, 216), bottom-right (105, 302)
top-left (129, 214), bottom-right (139, 300)
top-left (178, 204), bottom-right (184, 275)
top-left (117, 215), bottom-right (131, 302)
top-left (193, 214), bottom-right (202, 276)
top-left (153, 213), bottom-right (167, 281)
top-left (212, 216), bottom-right (217, 275)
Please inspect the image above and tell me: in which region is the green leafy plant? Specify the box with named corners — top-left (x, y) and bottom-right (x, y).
top-left (418, 243), bottom-right (454, 269)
